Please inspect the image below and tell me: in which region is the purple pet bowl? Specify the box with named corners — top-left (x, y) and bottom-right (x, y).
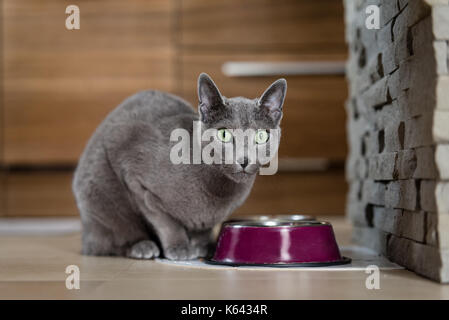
top-left (226, 214), bottom-right (315, 223)
top-left (208, 220), bottom-right (350, 267)
top-left (273, 214), bottom-right (316, 222)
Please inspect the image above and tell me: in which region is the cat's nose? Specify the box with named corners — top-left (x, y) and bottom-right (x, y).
top-left (240, 157), bottom-right (249, 169)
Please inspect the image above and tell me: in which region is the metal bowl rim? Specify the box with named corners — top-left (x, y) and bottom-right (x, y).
top-left (222, 220), bottom-right (331, 228)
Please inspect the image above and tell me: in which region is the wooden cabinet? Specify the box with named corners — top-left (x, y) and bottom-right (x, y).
top-left (3, 171), bottom-right (78, 217)
top-left (0, 172), bottom-right (5, 217)
top-left (179, 0), bottom-right (347, 160)
top-left (180, 0), bottom-right (346, 53)
top-left (0, 170), bottom-right (346, 217)
top-left (0, 0), bottom-right (349, 217)
top-left (3, 0), bottom-right (175, 165)
top-left (2, 0), bottom-right (347, 165)
top-left (180, 53), bottom-right (347, 160)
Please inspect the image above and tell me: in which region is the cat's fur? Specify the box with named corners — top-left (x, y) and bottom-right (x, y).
top-left (72, 73), bottom-right (286, 260)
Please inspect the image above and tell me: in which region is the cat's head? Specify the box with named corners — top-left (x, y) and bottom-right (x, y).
top-left (197, 73), bottom-right (286, 181)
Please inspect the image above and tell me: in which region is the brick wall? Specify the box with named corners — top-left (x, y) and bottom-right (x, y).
top-left (344, 0), bottom-right (449, 282)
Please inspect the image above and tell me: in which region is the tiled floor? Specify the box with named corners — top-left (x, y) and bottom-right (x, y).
top-left (1, 217), bottom-right (448, 299)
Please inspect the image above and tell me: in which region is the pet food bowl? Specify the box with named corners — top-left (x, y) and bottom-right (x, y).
top-left (208, 220), bottom-right (350, 267)
top-left (226, 214), bottom-right (315, 223)
top-left (225, 215), bottom-right (272, 223)
top-left (273, 214), bottom-right (316, 221)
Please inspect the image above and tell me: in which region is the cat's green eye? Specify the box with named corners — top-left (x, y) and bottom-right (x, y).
top-left (255, 129), bottom-right (269, 144)
top-left (217, 128), bottom-right (233, 143)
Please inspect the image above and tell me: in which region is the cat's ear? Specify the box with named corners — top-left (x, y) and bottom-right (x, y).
top-left (198, 73), bottom-right (224, 123)
top-left (258, 79), bottom-right (287, 125)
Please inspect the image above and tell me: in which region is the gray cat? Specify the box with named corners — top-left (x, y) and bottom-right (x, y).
top-left (72, 73), bottom-right (286, 260)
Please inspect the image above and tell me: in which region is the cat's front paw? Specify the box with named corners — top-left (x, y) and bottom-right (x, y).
top-left (126, 240), bottom-right (160, 260)
top-left (191, 243), bottom-right (210, 258)
top-left (164, 245), bottom-right (199, 260)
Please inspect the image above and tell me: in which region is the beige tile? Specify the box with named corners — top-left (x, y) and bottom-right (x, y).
top-left (0, 281), bottom-right (104, 300)
top-left (1, 217), bottom-right (449, 299)
top-left (0, 234), bottom-right (133, 281)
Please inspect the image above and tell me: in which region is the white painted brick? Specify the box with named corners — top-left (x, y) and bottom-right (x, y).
top-left (374, 100), bottom-right (403, 128)
top-left (436, 181), bottom-right (449, 213)
top-left (411, 16), bottom-right (434, 56)
top-left (421, 180), bottom-right (437, 212)
top-left (393, 7), bottom-right (413, 64)
top-left (427, 212), bottom-right (439, 246)
top-left (345, 99), bottom-right (357, 120)
top-left (368, 152), bottom-right (398, 180)
top-left (438, 214), bottom-right (449, 249)
top-left (362, 179), bottom-right (386, 205)
top-left (407, 0), bottom-right (431, 27)
top-left (361, 76), bottom-right (390, 108)
top-left (406, 87), bottom-right (436, 117)
top-left (400, 210), bottom-right (426, 243)
top-left (393, 4), bottom-right (409, 40)
top-left (426, 0), bottom-right (449, 5)
top-left (347, 201), bottom-right (368, 227)
top-left (377, 19), bottom-right (394, 48)
top-left (433, 5), bottom-right (449, 39)
top-left (398, 0), bottom-right (409, 10)
top-left (373, 205), bottom-right (402, 234)
top-left (404, 113), bottom-right (434, 148)
top-left (398, 58), bottom-right (412, 90)
top-left (397, 89), bottom-right (434, 119)
top-left (395, 33), bottom-right (411, 65)
top-left (409, 52), bottom-right (437, 90)
top-left (397, 52), bottom-right (435, 95)
top-left (353, 54), bottom-right (384, 94)
top-left (347, 118), bottom-right (369, 156)
top-left (344, 0), bottom-right (449, 284)
top-left (396, 149), bottom-right (417, 179)
top-left (362, 30), bottom-right (380, 62)
top-left (344, 0), bottom-right (357, 43)
top-left (381, 0), bottom-right (400, 26)
top-left (353, 226), bottom-right (389, 255)
top-left (436, 76), bottom-right (449, 110)
top-left (370, 53), bottom-right (384, 82)
top-left (346, 52), bottom-right (358, 75)
top-left (361, 0), bottom-right (381, 10)
top-left (347, 180), bottom-right (363, 201)
top-left (434, 41), bottom-right (448, 74)
top-left (382, 43), bottom-right (398, 75)
top-left (388, 235), bottom-right (448, 282)
top-left (346, 156), bottom-right (368, 180)
top-left (436, 144), bottom-right (449, 179)
top-left (433, 110), bottom-right (449, 142)
top-left (414, 146), bottom-right (438, 179)
top-left (385, 179), bottom-right (418, 210)
top-left (385, 121), bottom-right (404, 152)
top-left (387, 69), bottom-right (402, 100)
top-left (364, 132), bottom-right (379, 156)
top-left (354, 71), bottom-right (372, 95)
top-left (358, 158), bottom-right (369, 179)
top-left (354, 95), bottom-right (371, 118)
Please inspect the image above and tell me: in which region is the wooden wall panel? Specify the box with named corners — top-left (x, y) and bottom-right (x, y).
top-left (180, 53), bottom-right (348, 160)
top-left (5, 171), bottom-right (78, 217)
top-left (0, 171), bottom-right (5, 217)
top-left (2, 170), bottom-right (346, 217)
top-left (235, 170), bottom-right (347, 216)
top-left (3, 0), bottom-right (175, 165)
top-left (1, 0), bottom-right (349, 217)
top-left (180, 0), bottom-right (346, 54)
